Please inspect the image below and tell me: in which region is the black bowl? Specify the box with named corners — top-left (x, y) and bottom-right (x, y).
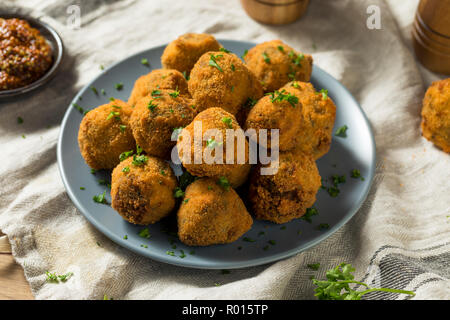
top-left (0, 13), bottom-right (64, 100)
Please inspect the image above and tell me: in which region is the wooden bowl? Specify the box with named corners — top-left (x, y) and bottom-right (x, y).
top-left (240, 0), bottom-right (310, 25)
top-left (412, 0), bottom-right (450, 75)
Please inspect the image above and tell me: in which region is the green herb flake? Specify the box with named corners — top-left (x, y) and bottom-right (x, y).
top-left (221, 117), bottom-right (233, 129)
top-left (312, 263), bottom-right (415, 300)
top-left (316, 223), bottom-right (330, 231)
top-left (209, 54), bottom-right (224, 72)
top-left (106, 111), bottom-right (120, 120)
top-left (174, 187), bottom-right (185, 198)
top-left (100, 65), bottom-right (105, 70)
top-left (335, 125), bottom-right (348, 137)
top-left (243, 237), bottom-right (255, 242)
top-left (148, 100), bottom-right (158, 112)
top-left (166, 251), bottom-right (175, 256)
top-left (138, 227), bottom-right (151, 239)
top-left (182, 71), bottom-right (190, 81)
top-left (169, 89), bottom-right (180, 98)
top-left (241, 49), bottom-right (248, 59)
top-left (114, 83), bottom-right (124, 90)
top-left (123, 235), bottom-right (128, 240)
top-left (119, 150), bottom-right (134, 162)
top-left (141, 58), bottom-right (150, 66)
top-left (140, 244), bottom-right (148, 248)
top-left (119, 125), bottom-right (126, 133)
top-left (80, 187), bottom-right (85, 190)
top-left (132, 154), bottom-right (148, 166)
top-left (320, 89), bottom-right (328, 100)
top-left (179, 250), bottom-right (186, 258)
top-left (266, 89), bottom-right (298, 107)
top-left (93, 190), bottom-right (107, 204)
top-left (91, 86), bottom-right (98, 95)
top-left (17, 117), bottom-right (24, 124)
top-left (277, 45), bottom-right (284, 52)
top-left (220, 47), bottom-right (231, 53)
top-left (183, 198), bottom-right (190, 204)
top-left (262, 52), bottom-right (270, 64)
top-left (268, 240), bottom-right (276, 246)
top-left (327, 186), bottom-right (340, 197)
top-left (301, 207), bottom-right (318, 223)
top-left (216, 176), bottom-right (231, 191)
top-left (307, 263), bottom-right (320, 271)
top-left (231, 64), bottom-right (235, 71)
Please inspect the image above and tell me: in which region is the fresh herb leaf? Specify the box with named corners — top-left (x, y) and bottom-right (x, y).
top-left (301, 207), bottom-right (318, 223)
top-left (209, 54), bottom-right (224, 72)
top-left (307, 263), bottom-right (320, 271)
top-left (262, 52), bottom-right (270, 63)
top-left (132, 154), bottom-right (148, 166)
top-left (216, 176), bottom-right (230, 191)
top-left (221, 117), bottom-right (233, 129)
top-left (138, 228), bottom-right (151, 239)
top-left (335, 125), bottom-right (348, 137)
top-left (93, 191), bottom-right (107, 204)
top-left (173, 187), bottom-right (185, 198)
top-left (119, 150), bottom-right (134, 162)
top-left (141, 58), bottom-right (149, 66)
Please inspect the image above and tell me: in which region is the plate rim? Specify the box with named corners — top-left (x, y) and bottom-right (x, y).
top-left (57, 40), bottom-right (376, 269)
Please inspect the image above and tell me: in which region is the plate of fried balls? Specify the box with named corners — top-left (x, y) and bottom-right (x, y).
top-left (57, 34), bottom-right (376, 269)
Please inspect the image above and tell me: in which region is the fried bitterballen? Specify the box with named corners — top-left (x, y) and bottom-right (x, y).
top-left (161, 33), bottom-right (221, 76)
top-left (111, 155), bottom-right (177, 225)
top-left (78, 99), bottom-right (135, 170)
top-left (421, 78), bottom-right (450, 153)
top-left (188, 51), bottom-right (263, 115)
top-left (245, 86), bottom-right (303, 151)
top-left (176, 107), bottom-right (251, 188)
top-left (244, 40), bottom-right (313, 93)
top-left (248, 150), bottom-right (321, 224)
top-left (284, 81), bottom-right (336, 159)
top-left (128, 69), bottom-right (189, 107)
top-left (129, 89), bottom-right (196, 159)
top-left (177, 178), bottom-right (253, 246)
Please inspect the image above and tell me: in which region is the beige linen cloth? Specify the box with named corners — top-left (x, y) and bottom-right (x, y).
top-left (0, 0), bottom-right (449, 300)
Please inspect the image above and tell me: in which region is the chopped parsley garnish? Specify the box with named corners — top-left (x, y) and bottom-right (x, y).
top-left (316, 223), bottom-right (330, 231)
top-left (307, 263), bottom-right (320, 271)
top-left (245, 97), bottom-right (257, 108)
top-left (242, 49), bottom-right (248, 59)
top-left (312, 263), bottom-right (415, 300)
top-left (266, 89), bottom-right (299, 107)
top-left (166, 251), bottom-right (175, 256)
top-left (123, 235), bottom-right (128, 240)
top-left (219, 47), bottom-right (231, 53)
top-left (147, 100), bottom-right (158, 112)
top-left (262, 52), bottom-right (270, 63)
top-left (109, 97), bottom-right (115, 101)
top-left (231, 64), bottom-right (235, 71)
top-left (169, 89), bottom-right (180, 98)
top-left (93, 191), bottom-right (107, 204)
top-left (320, 89), bottom-right (328, 100)
top-left (182, 71), bottom-right (190, 81)
top-left (80, 187), bottom-right (85, 190)
top-left (206, 138), bottom-right (221, 149)
top-left (183, 198), bottom-right (190, 204)
top-left (100, 65), bottom-right (105, 70)
top-left (350, 169), bottom-right (365, 181)
top-left (132, 154), bottom-right (148, 166)
top-left (268, 240), bottom-right (276, 246)
top-left (136, 144), bottom-right (143, 155)
top-left (332, 174), bottom-right (346, 186)
top-left (90, 168), bottom-right (97, 174)
top-left (114, 83), bottom-right (123, 90)
top-left (160, 169), bottom-right (167, 176)
top-left (141, 58), bottom-right (149, 66)
top-left (119, 150), bottom-right (134, 162)
top-left (17, 117), bottom-right (23, 124)
top-left (179, 250), bottom-right (186, 258)
top-left (216, 176), bottom-right (230, 191)
top-left (73, 103), bottom-right (85, 114)
top-left (151, 90), bottom-right (162, 98)
top-left (209, 54), bottom-right (223, 72)
top-left (138, 228), bottom-right (151, 239)
top-left (277, 45), bottom-right (284, 52)
top-left (174, 187), bottom-right (185, 198)
top-left (327, 186), bottom-right (340, 197)
top-left (90, 86), bottom-right (98, 95)
top-left (258, 231), bottom-right (265, 236)
top-left (106, 111), bottom-right (120, 120)
top-left (119, 125), bottom-right (126, 133)
top-left (243, 237), bottom-right (256, 242)
top-left (292, 82), bottom-right (299, 88)
top-left (335, 125), bottom-right (348, 137)
top-left (221, 117), bottom-right (233, 128)
top-left (101, 89), bottom-right (106, 95)
top-left (301, 207), bottom-right (318, 223)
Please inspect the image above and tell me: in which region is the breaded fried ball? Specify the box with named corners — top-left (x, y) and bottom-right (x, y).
top-left (283, 81), bottom-right (336, 159)
top-left (128, 69), bottom-right (189, 107)
top-left (161, 33), bottom-right (221, 76)
top-left (248, 151), bottom-right (321, 224)
top-left (176, 107), bottom-right (251, 187)
top-left (129, 89), bottom-right (196, 159)
top-left (177, 178), bottom-right (253, 246)
top-left (245, 86), bottom-right (303, 151)
top-left (421, 78), bottom-right (450, 153)
top-left (111, 155), bottom-right (177, 225)
top-left (78, 99), bottom-right (135, 170)
top-left (244, 40), bottom-right (313, 92)
top-left (188, 51), bottom-right (264, 115)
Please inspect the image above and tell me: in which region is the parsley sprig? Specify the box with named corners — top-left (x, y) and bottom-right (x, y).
top-left (312, 263), bottom-right (415, 300)
top-left (266, 89), bottom-right (299, 107)
top-left (209, 54), bottom-right (223, 72)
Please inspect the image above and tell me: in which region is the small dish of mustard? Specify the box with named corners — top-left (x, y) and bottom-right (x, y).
top-left (0, 13), bottom-right (63, 99)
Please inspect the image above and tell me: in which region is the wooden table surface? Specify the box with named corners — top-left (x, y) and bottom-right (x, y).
top-left (0, 235), bottom-right (34, 300)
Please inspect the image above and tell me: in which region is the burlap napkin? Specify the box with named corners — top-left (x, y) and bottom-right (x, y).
top-left (0, 0), bottom-right (448, 299)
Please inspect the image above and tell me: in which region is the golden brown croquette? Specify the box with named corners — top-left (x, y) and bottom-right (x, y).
top-left (111, 155), bottom-right (177, 225)
top-left (129, 89), bottom-right (196, 159)
top-left (161, 33), bottom-right (221, 76)
top-left (248, 150), bottom-right (321, 224)
top-left (177, 178), bottom-right (253, 246)
top-left (188, 51), bottom-right (263, 115)
top-left (283, 81), bottom-right (336, 159)
top-left (78, 99), bottom-right (136, 170)
top-left (421, 78), bottom-right (450, 153)
top-left (176, 107), bottom-right (251, 188)
top-left (244, 40), bottom-right (313, 92)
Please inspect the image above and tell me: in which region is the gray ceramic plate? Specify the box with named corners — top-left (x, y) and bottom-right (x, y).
top-left (0, 13), bottom-right (64, 99)
top-left (57, 40), bottom-right (376, 269)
